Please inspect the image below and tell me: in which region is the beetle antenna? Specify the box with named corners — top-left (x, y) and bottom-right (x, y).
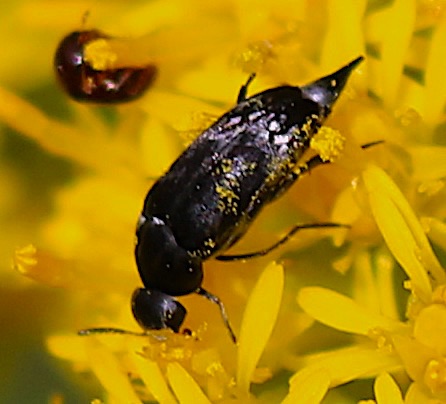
top-left (78, 327), bottom-right (166, 341)
top-left (196, 287), bottom-right (237, 343)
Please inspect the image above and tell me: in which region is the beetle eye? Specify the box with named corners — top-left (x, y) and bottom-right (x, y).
top-left (131, 288), bottom-right (186, 333)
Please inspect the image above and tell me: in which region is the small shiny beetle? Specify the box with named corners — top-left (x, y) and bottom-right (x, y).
top-left (54, 30), bottom-right (157, 103)
top-left (80, 56), bottom-right (363, 342)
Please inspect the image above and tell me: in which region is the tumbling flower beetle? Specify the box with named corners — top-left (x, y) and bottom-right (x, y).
top-left (80, 56), bottom-right (363, 342)
top-left (54, 30), bottom-right (157, 103)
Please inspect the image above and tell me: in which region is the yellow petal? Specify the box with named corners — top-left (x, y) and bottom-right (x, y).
top-left (352, 250), bottom-right (380, 313)
top-left (405, 382), bottom-right (433, 404)
top-left (414, 304), bottom-right (446, 356)
top-left (380, 0), bottom-right (416, 107)
top-left (131, 352), bottom-right (176, 404)
top-left (46, 335), bottom-right (87, 364)
top-left (321, 0), bottom-right (366, 73)
top-left (330, 187), bottom-right (363, 248)
top-left (392, 335), bottom-right (435, 383)
top-left (281, 367), bottom-right (330, 404)
top-left (291, 346), bottom-right (402, 388)
top-left (167, 362), bottom-right (211, 404)
top-left (140, 117), bottom-right (182, 177)
top-left (190, 349), bottom-right (231, 402)
top-left (422, 216), bottom-right (446, 253)
top-left (351, 248), bottom-right (400, 321)
top-left (424, 15), bottom-right (446, 125)
top-left (409, 146), bottom-right (446, 182)
top-left (85, 338), bottom-right (142, 404)
top-left (376, 249), bottom-right (401, 321)
top-left (363, 165), bottom-right (443, 301)
top-left (237, 262), bottom-right (284, 393)
top-left (298, 287), bottom-right (401, 335)
top-left (374, 373), bottom-right (404, 404)
top-left (0, 86), bottom-right (144, 186)
top-left (142, 90), bottom-right (222, 131)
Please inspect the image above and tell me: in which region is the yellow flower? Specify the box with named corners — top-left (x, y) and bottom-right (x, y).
top-left (2, 0), bottom-right (446, 403)
top-left (292, 165), bottom-right (446, 402)
top-left (43, 261), bottom-right (284, 403)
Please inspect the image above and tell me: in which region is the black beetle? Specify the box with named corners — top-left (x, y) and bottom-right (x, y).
top-left (54, 30), bottom-right (157, 103)
top-left (80, 56), bottom-right (363, 342)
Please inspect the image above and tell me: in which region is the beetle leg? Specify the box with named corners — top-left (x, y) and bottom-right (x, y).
top-left (196, 287), bottom-right (237, 343)
top-left (279, 139), bottom-right (385, 192)
top-left (216, 222), bottom-right (348, 261)
top-left (293, 140), bottom-right (384, 177)
top-left (237, 73), bottom-right (256, 103)
top-left (217, 141), bottom-right (382, 262)
top-left (294, 154), bottom-right (329, 177)
top-left (360, 140), bottom-right (384, 149)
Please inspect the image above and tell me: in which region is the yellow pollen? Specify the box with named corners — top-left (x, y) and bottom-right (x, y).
top-left (84, 39), bottom-right (118, 70)
top-left (143, 337), bottom-right (193, 363)
top-left (215, 184), bottom-right (239, 213)
top-left (310, 126), bottom-right (345, 162)
top-left (300, 121), bottom-right (312, 137)
top-left (206, 361), bottom-right (224, 377)
top-left (367, 328), bottom-right (393, 353)
top-left (179, 112), bottom-right (219, 145)
top-left (204, 238), bottom-right (216, 249)
top-left (191, 349), bottom-right (224, 377)
top-left (13, 244), bottom-right (37, 274)
top-left (424, 358), bottom-right (446, 395)
top-left (221, 159), bottom-right (233, 173)
top-left (233, 40), bottom-right (274, 73)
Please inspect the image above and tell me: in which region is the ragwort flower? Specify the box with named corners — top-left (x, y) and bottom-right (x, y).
top-left (292, 165), bottom-right (446, 402)
top-left (3, 0), bottom-right (446, 402)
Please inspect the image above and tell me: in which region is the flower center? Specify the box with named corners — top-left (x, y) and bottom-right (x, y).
top-left (424, 358), bottom-right (446, 396)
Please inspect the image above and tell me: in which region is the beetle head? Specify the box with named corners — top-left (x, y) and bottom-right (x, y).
top-left (131, 288), bottom-right (186, 332)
